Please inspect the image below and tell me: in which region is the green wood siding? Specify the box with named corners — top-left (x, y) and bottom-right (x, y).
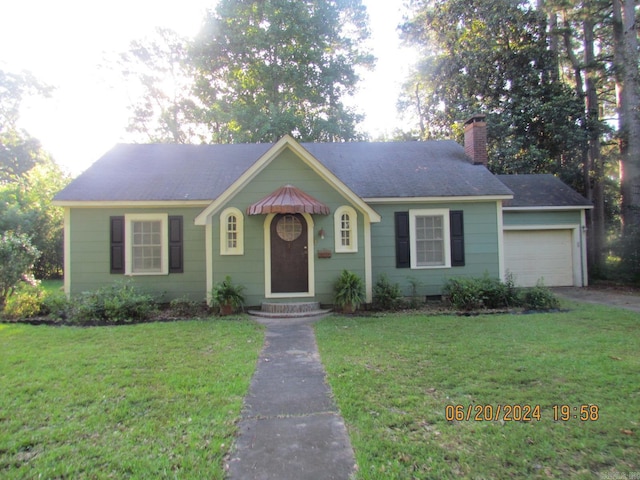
top-left (503, 210), bottom-right (583, 226)
top-left (370, 201), bottom-right (501, 296)
top-left (67, 207), bottom-right (206, 301)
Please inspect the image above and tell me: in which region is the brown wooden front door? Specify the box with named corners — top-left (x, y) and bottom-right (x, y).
top-left (270, 213), bottom-right (309, 293)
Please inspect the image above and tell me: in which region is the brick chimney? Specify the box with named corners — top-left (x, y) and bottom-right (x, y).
top-left (464, 114), bottom-right (488, 166)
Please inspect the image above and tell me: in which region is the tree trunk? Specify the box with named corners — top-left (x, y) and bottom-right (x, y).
top-left (559, 10), bottom-right (603, 275)
top-left (584, 17), bottom-right (605, 274)
top-left (613, 0), bottom-right (640, 233)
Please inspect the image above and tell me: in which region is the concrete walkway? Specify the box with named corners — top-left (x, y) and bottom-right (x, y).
top-left (226, 315), bottom-right (356, 480)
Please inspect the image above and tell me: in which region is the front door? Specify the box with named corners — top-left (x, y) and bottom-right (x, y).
top-left (270, 213), bottom-right (308, 293)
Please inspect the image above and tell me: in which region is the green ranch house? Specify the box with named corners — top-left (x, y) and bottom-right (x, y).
top-left (53, 116), bottom-right (592, 311)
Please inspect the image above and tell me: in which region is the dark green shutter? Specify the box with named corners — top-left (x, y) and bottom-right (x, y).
top-left (395, 212), bottom-right (410, 268)
top-left (450, 210), bottom-right (465, 267)
top-left (168, 216), bottom-right (183, 273)
top-left (110, 216), bottom-right (125, 274)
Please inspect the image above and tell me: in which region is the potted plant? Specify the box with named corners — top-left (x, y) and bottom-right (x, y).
top-left (211, 276), bottom-right (245, 315)
top-left (334, 270), bottom-right (365, 313)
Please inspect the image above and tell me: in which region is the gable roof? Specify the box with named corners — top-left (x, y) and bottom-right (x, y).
top-left (53, 139), bottom-right (513, 204)
top-left (497, 174), bottom-right (592, 209)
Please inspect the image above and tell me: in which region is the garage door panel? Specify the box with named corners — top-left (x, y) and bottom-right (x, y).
top-left (504, 230), bottom-right (574, 287)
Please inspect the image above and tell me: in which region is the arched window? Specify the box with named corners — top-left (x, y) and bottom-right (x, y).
top-left (334, 206), bottom-right (358, 253)
top-left (220, 207), bottom-right (244, 255)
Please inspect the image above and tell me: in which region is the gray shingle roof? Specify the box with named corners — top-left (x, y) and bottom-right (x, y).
top-left (305, 141), bottom-right (512, 198)
top-left (496, 174), bottom-right (591, 208)
top-left (54, 143), bottom-right (271, 202)
top-left (54, 140), bottom-right (513, 202)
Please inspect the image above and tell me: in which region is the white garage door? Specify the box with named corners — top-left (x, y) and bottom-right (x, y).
top-left (504, 229), bottom-right (574, 287)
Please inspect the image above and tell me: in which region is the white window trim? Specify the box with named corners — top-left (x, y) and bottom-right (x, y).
top-left (409, 208), bottom-right (451, 269)
top-left (220, 207), bottom-right (244, 255)
top-left (125, 213), bottom-right (169, 276)
top-left (334, 205), bottom-right (358, 253)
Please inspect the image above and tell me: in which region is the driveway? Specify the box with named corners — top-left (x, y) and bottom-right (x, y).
top-left (553, 287), bottom-right (640, 313)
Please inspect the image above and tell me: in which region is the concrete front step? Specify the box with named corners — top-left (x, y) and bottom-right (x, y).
top-left (248, 301), bottom-right (332, 318)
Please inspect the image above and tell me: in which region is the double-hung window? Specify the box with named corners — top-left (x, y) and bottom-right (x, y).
top-left (409, 209), bottom-right (451, 269)
top-left (125, 213), bottom-right (169, 275)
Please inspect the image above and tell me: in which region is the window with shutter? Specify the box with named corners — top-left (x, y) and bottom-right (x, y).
top-left (110, 214), bottom-right (183, 275)
top-left (395, 209), bottom-right (466, 269)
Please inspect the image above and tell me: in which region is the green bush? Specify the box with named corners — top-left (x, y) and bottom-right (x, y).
top-left (334, 270), bottom-right (365, 312)
top-left (41, 291), bottom-right (70, 321)
top-left (2, 282), bottom-right (45, 319)
top-left (479, 272), bottom-right (521, 308)
top-left (521, 281), bottom-right (559, 311)
top-left (444, 275), bottom-right (559, 312)
top-left (0, 232), bottom-right (40, 308)
top-left (443, 274), bottom-right (523, 311)
top-left (210, 276), bottom-right (245, 315)
top-left (442, 277), bottom-right (484, 311)
top-left (69, 281), bottom-right (158, 325)
top-left (373, 274), bottom-right (403, 310)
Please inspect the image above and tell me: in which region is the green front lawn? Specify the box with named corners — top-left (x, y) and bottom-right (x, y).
top-left (0, 319), bottom-right (263, 478)
top-left (316, 303), bottom-right (640, 479)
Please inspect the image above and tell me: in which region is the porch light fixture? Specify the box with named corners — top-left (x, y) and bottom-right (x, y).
top-left (318, 228), bottom-right (325, 240)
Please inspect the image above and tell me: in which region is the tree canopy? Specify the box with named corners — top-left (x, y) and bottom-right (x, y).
top-left (191, 0), bottom-right (374, 143)
top-left (120, 0), bottom-right (375, 144)
top-left (400, 0), bottom-right (585, 184)
top-left (0, 68), bottom-right (69, 278)
top-left (0, 70), bottom-right (53, 182)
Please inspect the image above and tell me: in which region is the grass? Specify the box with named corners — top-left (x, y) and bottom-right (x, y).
top-left (0, 318), bottom-right (263, 478)
top-left (315, 302), bottom-right (640, 479)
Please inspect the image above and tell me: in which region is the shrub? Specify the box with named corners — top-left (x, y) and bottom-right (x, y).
top-left (41, 291), bottom-right (71, 321)
top-left (442, 277), bottom-right (484, 311)
top-left (444, 274), bottom-right (524, 311)
top-left (334, 270), bottom-right (365, 312)
top-left (0, 232), bottom-right (40, 308)
top-left (521, 280), bottom-right (559, 311)
top-left (2, 282), bottom-right (45, 319)
top-left (210, 276), bottom-right (245, 315)
top-left (373, 274), bottom-right (403, 310)
top-left (479, 272), bottom-right (521, 308)
top-left (69, 281), bottom-right (158, 325)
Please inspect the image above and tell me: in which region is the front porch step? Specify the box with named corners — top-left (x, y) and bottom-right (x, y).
top-left (248, 301), bottom-right (332, 318)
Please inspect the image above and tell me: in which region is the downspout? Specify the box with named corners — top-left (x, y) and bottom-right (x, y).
top-left (496, 200), bottom-right (506, 281)
top-left (364, 216), bottom-right (373, 303)
top-left (63, 208), bottom-right (71, 298)
top-left (205, 219), bottom-right (214, 305)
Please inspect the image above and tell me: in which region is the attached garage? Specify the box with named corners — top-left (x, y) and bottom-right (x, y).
top-left (497, 174), bottom-right (592, 288)
top-left (504, 228), bottom-right (576, 287)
